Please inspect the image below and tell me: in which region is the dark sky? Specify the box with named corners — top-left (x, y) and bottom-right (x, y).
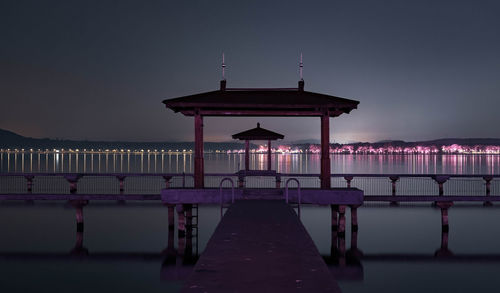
top-left (1, 0), bottom-right (499, 143)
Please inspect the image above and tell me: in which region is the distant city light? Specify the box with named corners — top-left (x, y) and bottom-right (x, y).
top-left (0, 144), bottom-right (500, 155)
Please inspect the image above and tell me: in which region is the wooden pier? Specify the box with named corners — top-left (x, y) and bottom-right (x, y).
top-left (181, 200), bottom-right (341, 292)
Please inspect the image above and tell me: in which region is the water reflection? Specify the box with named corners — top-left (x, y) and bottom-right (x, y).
top-left (2, 151), bottom-right (500, 174)
top-left (1, 202), bottom-right (499, 287)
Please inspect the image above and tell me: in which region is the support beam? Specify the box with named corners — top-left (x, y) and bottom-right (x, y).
top-left (267, 140), bottom-right (272, 171)
top-left (167, 204), bottom-right (175, 230)
top-left (194, 111), bottom-right (204, 188)
top-left (338, 205), bottom-right (346, 236)
top-left (75, 205), bottom-right (84, 232)
top-left (245, 140), bottom-right (249, 171)
top-left (176, 204), bottom-right (186, 256)
top-left (331, 205), bottom-right (338, 231)
top-left (320, 113), bottom-right (331, 189)
top-left (436, 201), bottom-right (453, 232)
top-left (70, 200), bottom-right (88, 232)
top-left (351, 205), bottom-right (360, 232)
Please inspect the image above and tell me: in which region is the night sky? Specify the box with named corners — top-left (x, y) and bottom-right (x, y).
top-left (1, 0), bottom-right (499, 143)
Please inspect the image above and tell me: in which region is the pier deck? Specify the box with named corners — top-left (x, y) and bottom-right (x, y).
top-left (181, 200), bottom-right (340, 292)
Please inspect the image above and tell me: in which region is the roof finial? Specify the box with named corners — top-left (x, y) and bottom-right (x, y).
top-left (222, 52), bottom-right (226, 80)
top-left (299, 52), bottom-right (303, 81)
top-left (257, 122), bottom-right (260, 128)
top-left (298, 53), bottom-right (304, 91)
top-left (220, 52), bottom-right (227, 91)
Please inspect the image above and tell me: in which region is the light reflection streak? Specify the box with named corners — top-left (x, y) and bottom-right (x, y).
top-left (0, 150), bottom-right (499, 175)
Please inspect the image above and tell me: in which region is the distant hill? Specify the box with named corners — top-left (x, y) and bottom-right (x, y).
top-left (365, 138), bottom-right (500, 148)
top-left (0, 128), bottom-right (27, 146)
top-left (2, 128), bottom-right (500, 152)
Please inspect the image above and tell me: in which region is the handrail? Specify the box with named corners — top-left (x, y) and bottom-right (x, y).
top-left (285, 178), bottom-right (301, 218)
top-left (1, 172), bottom-right (499, 200)
top-left (1, 172), bottom-right (499, 178)
top-left (219, 177), bottom-right (235, 218)
top-left (0, 172), bottom-right (195, 177)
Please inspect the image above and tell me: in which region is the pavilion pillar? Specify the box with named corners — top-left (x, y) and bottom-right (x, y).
top-left (320, 113), bottom-right (331, 189)
top-left (245, 140), bottom-right (249, 171)
top-left (267, 140), bottom-right (272, 171)
top-left (194, 111), bottom-right (204, 188)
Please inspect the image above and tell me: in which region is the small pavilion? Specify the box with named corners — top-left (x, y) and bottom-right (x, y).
top-left (163, 79), bottom-right (359, 189)
top-left (232, 123), bottom-right (284, 171)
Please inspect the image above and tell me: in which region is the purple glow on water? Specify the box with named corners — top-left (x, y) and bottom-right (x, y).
top-left (1, 151), bottom-right (500, 174)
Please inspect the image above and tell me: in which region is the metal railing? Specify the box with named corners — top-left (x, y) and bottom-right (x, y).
top-left (0, 173), bottom-right (193, 195)
top-left (1, 172), bottom-right (499, 200)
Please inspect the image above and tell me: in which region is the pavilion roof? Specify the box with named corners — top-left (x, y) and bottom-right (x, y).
top-left (163, 84), bottom-right (359, 117)
top-left (232, 123), bottom-right (284, 141)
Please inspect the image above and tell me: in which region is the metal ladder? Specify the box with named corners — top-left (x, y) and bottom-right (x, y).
top-left (285, 178), bottom-right (301, 218)
top-left (219, 177), bottom-right (235, 218)
top-left (190, 203), bottom-right (199, 256)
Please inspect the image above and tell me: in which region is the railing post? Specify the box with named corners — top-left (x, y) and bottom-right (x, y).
top-left (116, 175), bottom-right (126, 194)
top-left (389, 176), bottom-right (399, 206)
top-left (163, 175), bottom-right (172, 189)
top-left (275, 175), bottom-right (281, 189)
top-left (483, 176), bottom-right (493, 206)
top-left (64, 174), bottom-right (82, 194)
top-left (432, 175), bottom-right (450, 196)
top-left (344, 176), bottom-right (353, 188)
top-left (24, 175), bottom-right (34, 193)
top-left (238, 172), bottom-right (245, 188)
top-left (432, 175), bottom-right (450, 206)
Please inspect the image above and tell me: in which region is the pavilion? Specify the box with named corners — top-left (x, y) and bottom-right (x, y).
top-left (232, 123), bottom-right (284, 171)
top-left (163, 79), bottom-right (359, 189)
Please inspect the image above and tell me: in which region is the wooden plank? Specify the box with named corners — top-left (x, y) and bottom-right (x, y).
top-left (182, 200), bottom-right (341, 292)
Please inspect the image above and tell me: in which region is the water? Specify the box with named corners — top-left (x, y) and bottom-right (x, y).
top-left (2, 151), bottom-right (500, 174)
top-left (1, 151), bottom-right (500, 292)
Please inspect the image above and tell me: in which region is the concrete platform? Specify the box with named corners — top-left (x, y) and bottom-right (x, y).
top-left (181, 200), bottom-right (341, 292)
top-left (161, 188), bottom-right (363, 205)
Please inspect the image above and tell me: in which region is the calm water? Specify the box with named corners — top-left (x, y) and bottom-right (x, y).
top-left (1, 152), bottom-right (500, 292)
top-left (2, 151), bottom-right (500, 174)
